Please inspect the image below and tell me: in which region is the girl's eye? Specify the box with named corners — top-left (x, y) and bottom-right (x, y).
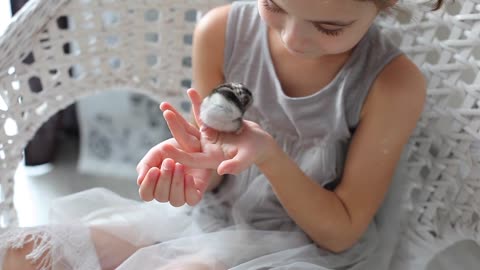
top-left (313, 25), bottom-right (344, 37)
top-left (262, 0), bottom-right (344, 37)
top-left (262, 0), bottom-right (283, 13)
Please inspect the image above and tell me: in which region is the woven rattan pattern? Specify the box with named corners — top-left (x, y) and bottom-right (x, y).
top-left (0, 0), bottom-right (479, 268)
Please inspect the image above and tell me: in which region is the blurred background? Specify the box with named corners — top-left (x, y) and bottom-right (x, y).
top-left (0, 1), bottom-right (11, 34)
top-left (2, 0), bottom-right (172, 227)
top-left (2, 1), bottom-right (479, 269)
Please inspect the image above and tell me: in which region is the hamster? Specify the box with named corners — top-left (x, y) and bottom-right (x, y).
top-left (199, 82), bottom-right (253, 133)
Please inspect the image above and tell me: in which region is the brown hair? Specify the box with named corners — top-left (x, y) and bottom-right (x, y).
top-left (365, 0), bottom-right (445, 11)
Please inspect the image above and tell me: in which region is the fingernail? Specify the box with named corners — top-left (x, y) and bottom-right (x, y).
top-left (162, 160), bottom-right (173, 170)
top-left (174, 162), bottom-right (184, 172)
top-left (136, 175), bottom-right (142, 185)
top-left (136, 169), bottom-right (144, 182)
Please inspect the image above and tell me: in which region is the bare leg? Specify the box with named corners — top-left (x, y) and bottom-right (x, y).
top-left (2, 226), bottom-right (141, 270)
top-left (2, 227), bottom-right (227, 270)
top-left (158, 255), bottom-right (227, 270)
top-left (3, 238), bottom-right (43, 270)
top-left (90, 227), bottom-right (141, 270)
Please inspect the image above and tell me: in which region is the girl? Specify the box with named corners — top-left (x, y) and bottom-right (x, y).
top-left (2, 0), bottom-right (444, 269)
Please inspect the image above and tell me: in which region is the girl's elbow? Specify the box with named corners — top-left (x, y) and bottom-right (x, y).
top-left (314, 232), bottom-right (361, 254)
top-left (327, 239), bottom-right (357, 254)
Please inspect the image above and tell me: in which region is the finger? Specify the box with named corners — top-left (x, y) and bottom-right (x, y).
top-left (200, 125), bottom-right (220, 144)
top-left (169, 163), bottom-right (186, 207)
top-left (136, 141), bottom-right (170, 185)
top-left (138, 168), bottom-right (160, 201)
top-left (185, 174), bottom-right (202, 206)
top-left (217, 149), bottom-right (251, 175)
top-left (137, 168), bottom-right (147, 186)
top-left (160, 102), bottom-right (200, 139)
top-left (162, 143), bottom-right (221, 169)
top-left (136, 139), bottom-right (181, 185)
top-left (153, 158), bottom-right (174, 203)
top-left (137, 162), bottom-right (152, 186)
top-left (187, 88), bottom-right (204, 127)
top-left (164, 110), bottom-right (201, 152)
top-left (195, 175), bottom-right (211, 194)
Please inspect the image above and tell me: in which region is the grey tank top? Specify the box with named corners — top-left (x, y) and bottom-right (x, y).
top-left (222, 1), bottom-right (403, 190)
top-left (194, 2), bottom-right (404, 264)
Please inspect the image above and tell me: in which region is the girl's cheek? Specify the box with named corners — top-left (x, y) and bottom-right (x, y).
top-left (319, 38), bottom-right (352, 55)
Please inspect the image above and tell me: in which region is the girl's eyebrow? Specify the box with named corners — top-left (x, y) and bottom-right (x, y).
top-left (269, 0), bottom-right (356, 27)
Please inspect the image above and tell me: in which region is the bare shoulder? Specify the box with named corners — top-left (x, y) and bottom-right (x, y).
top-left (192, 4), bottom-right (231, 98)
top-left (361, 54), bottom-right (427, 122)
top-left (194, 4), bottom-right (231, 57)
top-left (195, 4), bottom-right (231, 38)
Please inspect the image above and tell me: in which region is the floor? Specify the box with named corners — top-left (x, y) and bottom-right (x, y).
top-left (13, 135), bottom-right (140, 227)
top-left (10, 135), bottom-right (480, 269)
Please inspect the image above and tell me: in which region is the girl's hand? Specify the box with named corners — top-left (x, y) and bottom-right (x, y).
top-left (160, 89), bottom-right (276, 176)
top-left (136, 90), bottom-right (220, 207)
top-left (136, 139), bottom-right (212, 207)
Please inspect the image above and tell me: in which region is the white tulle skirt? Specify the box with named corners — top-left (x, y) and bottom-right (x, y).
top-left (0, 184), bottom-right (389, 270)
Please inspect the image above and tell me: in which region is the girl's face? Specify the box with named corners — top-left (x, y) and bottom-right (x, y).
top-left (258, 0), bottom-right (380, 58)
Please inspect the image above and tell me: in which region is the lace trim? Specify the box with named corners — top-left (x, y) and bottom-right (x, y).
top-left (0, 225), bottom-right (100, 270)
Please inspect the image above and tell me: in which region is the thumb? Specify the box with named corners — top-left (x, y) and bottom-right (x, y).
top-left (217, 149), bottom-right (250, 175)
top-left (217, 160), bottom-right (238, 175)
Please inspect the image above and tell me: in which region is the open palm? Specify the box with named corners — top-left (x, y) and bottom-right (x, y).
top-left (160, 89), bottom-right (274, 176)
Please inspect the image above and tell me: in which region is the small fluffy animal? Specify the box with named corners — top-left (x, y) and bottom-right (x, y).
top-left (199, 82), bottom-right (253, 133)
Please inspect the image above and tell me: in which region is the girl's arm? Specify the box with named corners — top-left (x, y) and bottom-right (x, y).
top-left (191, 5), bottom-right (231, 191)
top-left (163, 5), bottom-right (425, 252)
top-left (160, 54), bottom-right (425, 250)
top-left (257, 55), bottom-right (427, 253)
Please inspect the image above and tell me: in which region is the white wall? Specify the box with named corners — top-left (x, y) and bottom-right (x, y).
top-left (0, 0), bottom-right (12, 35)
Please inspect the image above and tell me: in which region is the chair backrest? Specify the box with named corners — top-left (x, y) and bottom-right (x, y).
top-left (0, 0), bottom-right (479, 268)
top-left (0, 0), bottom-right (228, 227)
top-left (377, 1), bottom-right (480, 268)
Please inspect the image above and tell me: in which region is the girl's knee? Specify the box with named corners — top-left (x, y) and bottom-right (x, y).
top-left (3, 241), bottom-right (45, 270)
top-left (89, 226), bottom-right (142, 269)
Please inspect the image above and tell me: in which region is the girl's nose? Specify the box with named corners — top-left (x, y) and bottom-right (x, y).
top-left (280, 17), bottom-right (310, 52)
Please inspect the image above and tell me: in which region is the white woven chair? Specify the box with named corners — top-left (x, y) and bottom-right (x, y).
top-left (0, 0), bottom-right (479, 269)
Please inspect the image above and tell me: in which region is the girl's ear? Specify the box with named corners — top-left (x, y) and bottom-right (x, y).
top-left (378, 0), bottom-right (398, 11)
top-left (383, 0), bottom-right (398, 7)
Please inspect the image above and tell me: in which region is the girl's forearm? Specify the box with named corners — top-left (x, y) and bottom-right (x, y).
top-left (256, 143), bottom-right (357, 253)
